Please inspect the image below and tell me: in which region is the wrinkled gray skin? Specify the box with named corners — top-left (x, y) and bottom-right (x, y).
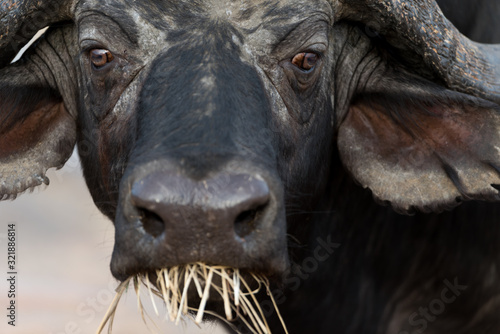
top-left (1, 0), bottom-right (500, 333)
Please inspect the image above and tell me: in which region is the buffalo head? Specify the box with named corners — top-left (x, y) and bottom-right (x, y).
top-left (1, 0), bottom-right (500, 333)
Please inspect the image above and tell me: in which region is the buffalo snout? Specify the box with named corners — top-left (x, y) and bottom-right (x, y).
top-left (111, 162), bottom-right (289, 281)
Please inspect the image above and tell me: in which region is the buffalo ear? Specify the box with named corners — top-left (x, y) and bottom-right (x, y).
top-left (0, 71), bottom-right (76, 200)
top-left (338, 75), bottom-right (500, 214)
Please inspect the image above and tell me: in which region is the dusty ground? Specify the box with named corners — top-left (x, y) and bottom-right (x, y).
top-left (0, 151), bottom-right (228, 334)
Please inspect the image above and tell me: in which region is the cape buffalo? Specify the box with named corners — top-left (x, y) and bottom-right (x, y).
top-left (1, 0), bottom-right (500, 333)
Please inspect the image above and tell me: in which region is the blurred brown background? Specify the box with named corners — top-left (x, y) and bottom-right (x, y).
top-left (0, 151), bottom-right (228, 334)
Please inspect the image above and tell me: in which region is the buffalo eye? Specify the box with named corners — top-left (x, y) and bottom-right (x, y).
top-left (291, 52), bottom-right (318, 71)
top-left (90, 49), bottom-right (114, 68)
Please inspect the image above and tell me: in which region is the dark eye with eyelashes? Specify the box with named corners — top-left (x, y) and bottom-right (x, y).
top-left (90, 49), bottom-right (114, 68)
top-left (291, 52), bottom-right (319, 71)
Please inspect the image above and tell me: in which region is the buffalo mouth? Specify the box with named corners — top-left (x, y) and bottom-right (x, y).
top-left (98, 263), bottom-right (288, 334)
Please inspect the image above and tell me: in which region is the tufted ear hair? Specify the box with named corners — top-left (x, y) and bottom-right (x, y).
top-left (0, 31), bottom-right (77, 200)
top-left (338, 71), bottom-right (500, 214)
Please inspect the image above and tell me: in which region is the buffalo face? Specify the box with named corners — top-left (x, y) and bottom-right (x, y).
top-left (71, 0), bottom-right (336, 280)
top-left (2, 0), bottom-right (500, 333)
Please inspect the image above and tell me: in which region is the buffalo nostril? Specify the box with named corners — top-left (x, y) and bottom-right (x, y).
top-left (234, 204), bottom-right (266, 238)
top-left (137, 207), bottom-right (165, 237)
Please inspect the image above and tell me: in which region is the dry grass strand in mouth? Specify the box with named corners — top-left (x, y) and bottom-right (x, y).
top-left (97, 263), bottom-right (288, 334)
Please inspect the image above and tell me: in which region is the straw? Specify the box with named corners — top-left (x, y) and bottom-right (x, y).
top-left (97, 263), bottom-right (288, 334)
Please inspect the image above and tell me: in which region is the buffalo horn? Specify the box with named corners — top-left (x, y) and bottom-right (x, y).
top-left (338, 0), bottom-right (500, 103)
top-left (0, 0), bottom-right (71, 66)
